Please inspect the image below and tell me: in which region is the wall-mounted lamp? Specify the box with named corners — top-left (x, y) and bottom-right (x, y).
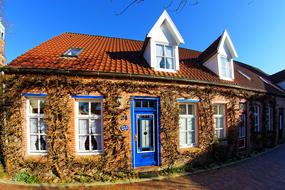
top-left (116, 96), bottom-right (123, 106)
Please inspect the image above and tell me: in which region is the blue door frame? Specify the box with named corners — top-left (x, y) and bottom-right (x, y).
top-left (131, 96), bottom-right (161, 168)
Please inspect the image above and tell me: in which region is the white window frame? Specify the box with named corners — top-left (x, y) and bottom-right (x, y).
top-left (156, 43), bottom-right (176, 72)
top-left (26, 97), bottom-right (47, 155)
top-left (75, 98), bottom-right (104, 155)
top-left (219, 55), bottom-right (233, 80)
top-left (213, 104), bottom-right (226, 138)
top-left (253, 105), bottom-right (260, 132)
top-left (179, 103), bottom-right (198, 148)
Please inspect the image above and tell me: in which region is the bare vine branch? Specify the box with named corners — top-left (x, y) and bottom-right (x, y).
top-left (115, 0), bottom-right (144, 15)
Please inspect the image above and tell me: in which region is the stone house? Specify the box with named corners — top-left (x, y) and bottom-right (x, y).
top-left (1, 11), bottom-right (285, 181)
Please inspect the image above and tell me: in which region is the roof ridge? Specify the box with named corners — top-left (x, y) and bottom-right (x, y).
top-left (64, 32), bottom-right (144, 43)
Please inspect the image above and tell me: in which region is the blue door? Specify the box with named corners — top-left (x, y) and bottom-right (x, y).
top-left (131, 97), bottom-right (160, 167)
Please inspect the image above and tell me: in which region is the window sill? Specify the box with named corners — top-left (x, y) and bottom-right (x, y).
top-left (27, 152), bottom-right (48, 156)
top-left (180, 144), bottom-right (196, 149)
top-left (179, 146), bottom-right (200, 153)
top-left (76, 151), bottom-right (103, 156)
top-left (219, 76), bottom-right (234, 81)
top-left (154, 68), bottom-right (177, 73)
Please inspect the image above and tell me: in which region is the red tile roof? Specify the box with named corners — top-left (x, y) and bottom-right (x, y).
top-left (7, 32), bottom-right (285, 95)
top-left (270, 69), bottom-right (285, 83)
top-left (198, 35), bottom-right (221, 63)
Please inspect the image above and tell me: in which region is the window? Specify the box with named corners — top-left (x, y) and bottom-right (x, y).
top-left (238, 70), bottom-right (251, 80)
top-left (76, 99), bottom-right (103, 154)
top-left (63, 48), bottom-right (82, 57)
top-left (259, 76), bottom-right (270, 84)
top-left (239, 103), bottom-right (246, 138)
top-left (135, 100), bottom-right (156, 108)
top-left (179, 104), bottom-right (197, 147)
top-left (214, 104), bottom-right (226, 138)
top-left (156, 44), bottom-right (175, 70)
top-left (220, 56), bottom-right (232, 79)
top-left (26, 98), bottom-right (47, 154)
top-left (279, 108), bottom-right (284, 130)
top-left (266, 104), bottom-right (273, 131)
top-left (253, 105), bottom-right (260, 132)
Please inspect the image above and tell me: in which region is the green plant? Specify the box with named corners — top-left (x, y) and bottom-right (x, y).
top-left (13, 170), bottom-right (39, 184)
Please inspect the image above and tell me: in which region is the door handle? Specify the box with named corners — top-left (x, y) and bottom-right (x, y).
top-left (135, 135), bottom-right (138, 141)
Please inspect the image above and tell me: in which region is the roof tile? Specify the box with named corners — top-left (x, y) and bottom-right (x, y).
top-left (7, 32), bottom-right (284, 95)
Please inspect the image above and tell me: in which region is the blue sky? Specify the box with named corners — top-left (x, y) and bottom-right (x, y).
top-left (2, 0), bottom-right (285, 74)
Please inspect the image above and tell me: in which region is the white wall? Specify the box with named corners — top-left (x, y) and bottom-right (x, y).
top-left (144, 21), bottom-right (180, 71)
top-left (203, 54), bottom-right (219, 75)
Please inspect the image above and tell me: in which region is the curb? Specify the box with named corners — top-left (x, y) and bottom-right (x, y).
top-left (0, 143), bottom-right (283, 188)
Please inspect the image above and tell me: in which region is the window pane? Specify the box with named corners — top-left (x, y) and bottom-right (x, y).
top-left (30, 135), bottom-right (39, 150)
top-left (79, 136), bottom-right (89, 151)
top-left (30, 118), bottom-right (38, 133)
top-left (214, 117), bottom-right (219, 129)
top-left (149, 101), bottom-right (155, 108)
top-left (179, 104), bottom-right (186, 115)
top-left (39, 135), bottom-right (47, 150)
top-left (179, 117), bottom-right (187, 130)
top-left (180, 131), bottom-right (187, 145)
top-left (135, 101), bottom-right (141, 108)
top-left (91, 102), bottom-right (101, 115)
top-left (90, 135), bottom-right (98, 150)
top-left (90, 119), bottom-right (101, 134)
top-left (188, 131), bottom-right (195, 144)
top-left (79, 102), bottom-right (89, 115)
top-left (188, 105), bottom-right (194, 115)
top-left (157, 57), bottom-right (165, 69)
top-left (220, 117), bottom-right (225, 129)
top-left (29, 100), bottom-right (39, 114)
top-left (79, 119), bottom-right (88, 134)
top-left (94, 136), bottom-right (102, 150)
top-left (189, 117), bottom-right (195, 131)
top-left (218, 129), bottom-right (224, 138)
top-left (156, 45), bottom-right (164, 56)
top-left (142, 100), bottom-right (148, 108)
top-left (166, 58), bottom-right (173, 69)
top-left (219, 105), bottom-right (225, 115)
top-left (39, 100), bottom-right (45, 114)
top-left (39, 118), bottom-right (47, 133)
top-left (165, 46), bottom-right (173, 57)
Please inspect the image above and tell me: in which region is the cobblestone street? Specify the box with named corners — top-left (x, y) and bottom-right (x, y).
top-left (1, 144), bottom-right (285, 190)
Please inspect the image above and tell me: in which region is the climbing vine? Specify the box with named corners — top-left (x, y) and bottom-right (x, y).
top-left (0, 73), bottom-right (279, 182)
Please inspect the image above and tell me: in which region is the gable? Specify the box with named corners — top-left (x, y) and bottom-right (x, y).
top-left (147, 10), bottom-right (184, 45)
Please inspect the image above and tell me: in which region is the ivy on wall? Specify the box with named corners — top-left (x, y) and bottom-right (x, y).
top-left (0, 73), bottom-right (278, 182)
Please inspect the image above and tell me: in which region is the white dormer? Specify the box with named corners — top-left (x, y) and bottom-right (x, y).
top-left (143, 10), bottom-right (184, 72)
top-left (0, 18), bottom-right (5, 40)
top-left (201, 30), bottom-right (238, 81)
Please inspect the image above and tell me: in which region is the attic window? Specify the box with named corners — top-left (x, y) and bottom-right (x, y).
top-left (156, 44), bottom-right (175, 70)
top-left (219, 55), bottom-right (233, 79)
top-left (63, 48), bottom-right (82, 57)
top-left (259, 76), bottom-right (270, 84)
top-left (238, 70), bottom-right (251, 80)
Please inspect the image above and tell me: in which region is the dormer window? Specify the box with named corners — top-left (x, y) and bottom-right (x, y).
top-left (143, 10), bottom-right (184, 72)
top-left (63, 48), bottom-right (82, 57)
top-left (200, 30), bottom-right (237, 81)
top-left (219, 55), bottom-right (233, 79)
top-left (156, 44), bottom-right (175, 70)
